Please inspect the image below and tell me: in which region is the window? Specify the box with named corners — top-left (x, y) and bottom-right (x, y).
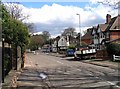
top-left (106, 32), bottom-right (109, 38)
top-left (94, 35), bottom-right (97, 39)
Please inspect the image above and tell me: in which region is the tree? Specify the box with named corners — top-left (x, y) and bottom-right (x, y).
top-left (1, 4), bottom-right (13, 44)
top-left (42, 31), bottom-right (51, 43)
top-left (4, 2), bottom-right (35, 33)
top-left (68, 45), bottom-right (76, 50)
top-left (24, 22), bottom-right (35, 33)
top-left (97, 0), bottom-right (120, 9)
top-left (42, 31), bottom-right (50, 38)
top-left (62, 27), bottom-right (77, 37)
top-left (28, 35), bottom-right (45, 50)
top-left (106, 43), bottom-right (120, 56)
top-left (2, 3), bottom-right (30, 69)
top-left (4, 2), bottom-right (29, 21)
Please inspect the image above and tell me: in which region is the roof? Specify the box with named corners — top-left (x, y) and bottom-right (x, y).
top-left (81, 28), bottom-right (92, 40)
top-left (54, 36), bottom-right (60, 41)
top-left (98, 24), bottom-right (108, 32)
top-left (91, 26), bottom-right (97, 35)
top-left (105, 15), bottom-right (120, 31)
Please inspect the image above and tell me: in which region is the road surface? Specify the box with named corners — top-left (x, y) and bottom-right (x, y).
top-left (17, 51), bottom-right (120, 89)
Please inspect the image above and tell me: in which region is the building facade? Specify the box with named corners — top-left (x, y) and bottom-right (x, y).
top-left (91, 14), bottom-right (120, 50)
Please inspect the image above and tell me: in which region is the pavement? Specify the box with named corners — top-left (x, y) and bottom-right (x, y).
top-left (82, 59), bottom-right (120, 70)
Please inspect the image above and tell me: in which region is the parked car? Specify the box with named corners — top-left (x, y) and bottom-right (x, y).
top-left (66, 49), bottom-right (75, 56)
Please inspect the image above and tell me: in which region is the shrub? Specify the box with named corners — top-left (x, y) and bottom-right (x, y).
top-left (68, 45), bottom-right (76, 50)
top-left (106, 43), bottom-right (120, 56)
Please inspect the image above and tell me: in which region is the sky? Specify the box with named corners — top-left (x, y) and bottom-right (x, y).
top-left (3, 0), bottom-right (118, 38)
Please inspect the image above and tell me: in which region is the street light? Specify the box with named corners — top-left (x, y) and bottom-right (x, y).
top-left (76, 13), bottom-right (81, 46)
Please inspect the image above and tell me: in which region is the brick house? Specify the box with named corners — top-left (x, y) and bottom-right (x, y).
top-left (91, 14), bottom-right (120, 59)
top-left (81, 28), bottom-right (93, 45)
top-left (92, 14), bottom-right (120, 50)
top-left (105, 14), bottom-right (120, 43)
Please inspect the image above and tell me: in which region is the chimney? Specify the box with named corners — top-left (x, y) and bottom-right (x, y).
top-left (87, 28), bottom-right (92, 32)
top-left (87, 29), bottom-right (90, 32)
top-left (106, 14), bottom-right (111, 24)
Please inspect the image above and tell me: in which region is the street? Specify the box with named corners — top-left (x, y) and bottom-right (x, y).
top-left (17, 51), bottom-right (120, 89)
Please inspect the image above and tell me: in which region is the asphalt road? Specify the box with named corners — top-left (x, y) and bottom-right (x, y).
top-left (17, 51), bottom-right (120, 89)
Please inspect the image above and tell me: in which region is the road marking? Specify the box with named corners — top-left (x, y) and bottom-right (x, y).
top-left (95, 76), bottom-right (120, 88)
top-left (56, 60), bottom-right (82, 72)
top-left (56, 61), bottom-right (64, 64)
top-left (106, 81), bottom-right (120, 88)
top-left (76, 69), bottom-right (81, 71)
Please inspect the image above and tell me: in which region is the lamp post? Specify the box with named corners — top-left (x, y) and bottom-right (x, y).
top-left (2, 38), bottom-right (4, 83)
top-left (76, 13), bottom-right (81, 46)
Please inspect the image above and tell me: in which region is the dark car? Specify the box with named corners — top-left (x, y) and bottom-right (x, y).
top-left (66, 49), bottom-right (75, 56)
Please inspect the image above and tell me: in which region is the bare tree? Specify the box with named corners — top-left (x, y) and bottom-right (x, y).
top-left (24, 22), bottom-right (35, 33)
top-left (4, 2), bottom-right (35, 33)
top-left (4, 2), bottom-right (29, 21)
top-left (62, 27), bottom-right (77, 37)
top-left (97, 0), bottom-right (120, 9)
top-left (42, 31), bottom-right (51, 38)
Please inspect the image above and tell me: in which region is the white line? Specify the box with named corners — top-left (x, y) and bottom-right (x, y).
top-left (56, 61), bottom-right (64, 64)
top-left (76, 69), bottom-right (81, 71)
top-left (106, 81), bottom-right (120, 88)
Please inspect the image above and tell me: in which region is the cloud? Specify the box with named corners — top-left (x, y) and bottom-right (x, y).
top-left (89, 0), bottom-right (119, 5)
top-left (5, 2), bottom-right (118, 37)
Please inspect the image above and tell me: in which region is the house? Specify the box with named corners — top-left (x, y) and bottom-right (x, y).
top-left (92, 14), bottom-right (120, 50)
top-left (81, 28), bottom-right (93, 45)
top-left (52, 36), bottom-right (60, 52)
top-left (65, 36), bottom-right (78, 46)
top-left (58, 36), bottom-right (68, 50)
top-left (91, 14), bottom-right (120, 59)
top-left (52, 36), bottom-right (68, 52)
top-left (105, 14), bottom-right (120, 43)
top-left (92, 26), bottom-right (99, 50)
top-left (52, 35), bottom-right (79, 52)
top-left (92, 23), bottom-right (108, 50)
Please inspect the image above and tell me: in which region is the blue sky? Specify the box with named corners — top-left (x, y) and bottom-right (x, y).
top-left (21, 2), bottom-right (91, 8)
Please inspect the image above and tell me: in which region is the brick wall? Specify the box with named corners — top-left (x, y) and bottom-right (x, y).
top-left (110, 31), bottom-right (120, 41)
top-left (96, 50), bottom-right (109, 60)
